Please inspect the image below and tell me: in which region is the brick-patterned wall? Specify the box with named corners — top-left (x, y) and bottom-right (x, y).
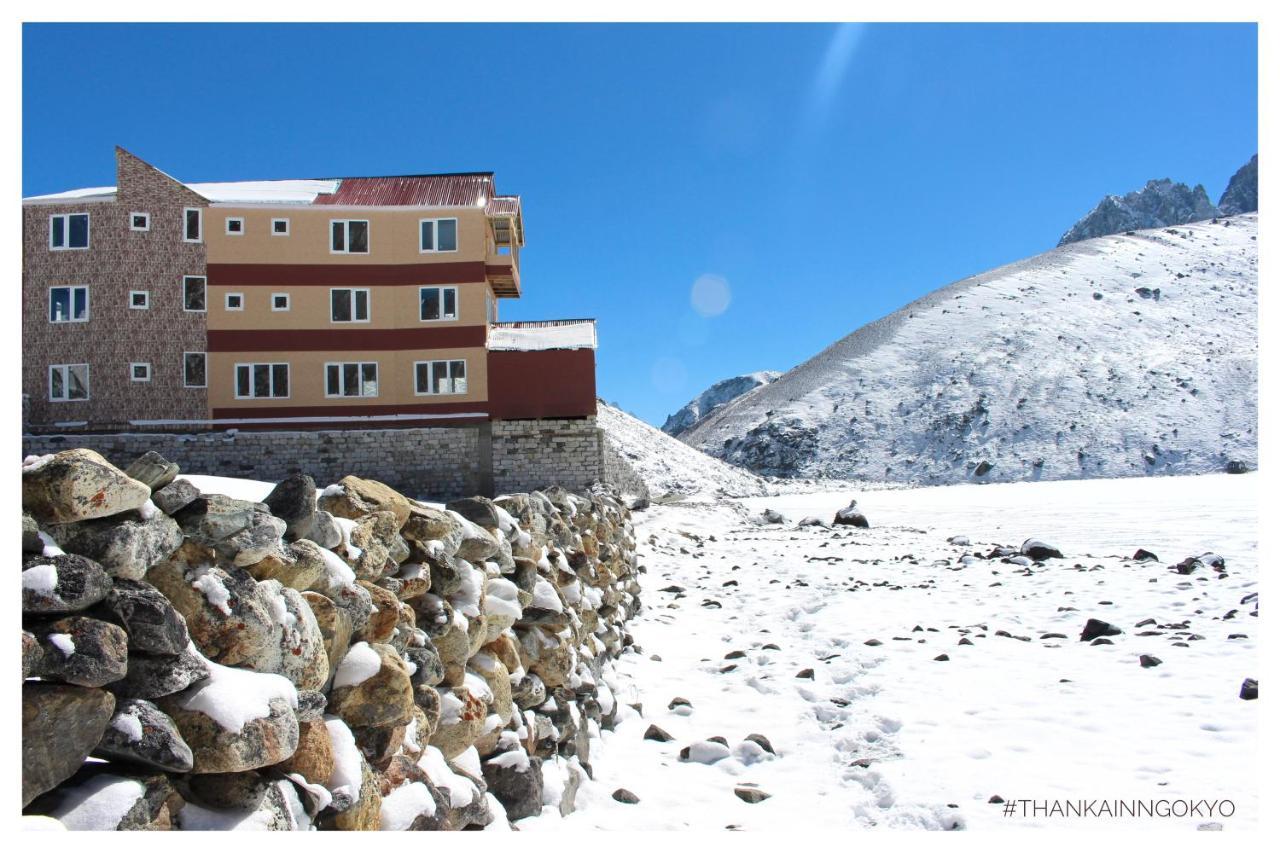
top-left (23, 418), bottom-right (648, 502)
top-left (22, 148), bottom-right (208, 429)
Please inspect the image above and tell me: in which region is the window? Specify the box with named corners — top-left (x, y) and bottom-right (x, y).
top-left (225, 292), bottom-right (245, 311)
top-left (225, 217), bottom-right (245, 235)
top-left (49, 286), bottom-right (89, 323)
top-left (183, 352), bottom-right (207, 388)
top-left (420, 286), bottom-right (459, 321)
top-left (50, 213), bottom-right (90, 250)
top-left (271, 218), bottom-right (290, 236)
top-left (235, 362), bottom-right (289, 399)
top-left (184, 208), bottom-right (202, 243)
top-left (183, 276), bottom-right (207, 312)
top-left (420, 218), bottom-right (458, 253)
top-left (130, 212), bottom-right (150, 232)
top-left (330, 288), bottom-right (370, 322)
top-left (271, 293), bottom-right (290, 311)
top-left (330, 219), bottom-right (369, 254)
top-left (49, 364), bottom-right (89, 401)
top-left (130, 363), bottom-right (151, 383)
top-left (325, 362), bottom-right (379, 398)
top-left (129, 291), bottom-right (150, 310)
top-left (415, 359), bottom-right (467, 395)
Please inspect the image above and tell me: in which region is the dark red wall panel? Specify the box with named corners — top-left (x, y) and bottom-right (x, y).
top-left (487, 349), bottom-right (597, 420)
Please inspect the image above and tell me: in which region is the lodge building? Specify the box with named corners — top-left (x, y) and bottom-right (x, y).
top-left (21, 147), bottom-right (598, 434)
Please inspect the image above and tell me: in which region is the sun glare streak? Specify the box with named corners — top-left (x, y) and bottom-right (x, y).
top-left (810, 22), bottom-right (867, 121)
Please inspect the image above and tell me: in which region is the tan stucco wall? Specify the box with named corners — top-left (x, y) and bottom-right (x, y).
top-left (205, 206), bottom-right (493, 265)
top-left (207, 347), bottom-right (489, 409)
top-left (207, 281), bottom-right (491, 330)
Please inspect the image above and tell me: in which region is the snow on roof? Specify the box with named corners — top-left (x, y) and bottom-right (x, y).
top-left (22, 186), bottom-right (117, 203)
top-left (487, 320), bottom-right (597, 352)
top-left (22, 179), bottom-right (341, 205)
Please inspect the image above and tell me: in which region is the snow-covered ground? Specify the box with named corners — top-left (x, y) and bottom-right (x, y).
top-left (526, 473), bottom-right (1258, 831)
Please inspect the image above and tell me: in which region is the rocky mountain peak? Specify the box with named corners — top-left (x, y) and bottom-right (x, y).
top-left (1218, 154), bottom-right (1258, 215)
top-left (1057, 178), bottom-right (1219, 247)
top-left (662, 371), bottom-right (781, 438)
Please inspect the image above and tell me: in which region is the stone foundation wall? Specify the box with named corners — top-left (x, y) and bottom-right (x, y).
top-left (23, 415), bottom-right (645, 502)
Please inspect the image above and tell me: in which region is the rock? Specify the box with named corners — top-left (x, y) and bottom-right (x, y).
top-left (240, 581), bottom-right (330, 691)
top-left (935, 654), bottom-right (951, 661)
top-left (446, 496), bottom-right (502, 532)
top-left (22, 682), bottom-right (116, 806)
top-left (23, 449), bottom-right (151, 524)
top-left (512, 672), bottom-right (547, 711)
top-left (429, 684), bottom-right (488, 759)
top-left (1240, 678), bottom-right (1258, 700)
top-left (175, 497), bottom-right (287, 568)
top-left (1020, 539), bottom-right (1063, 560)
top-left (160, 693), bottom-right (298, 775)
top-left (1080, 618), bottom-right (1123, 642)
top-left (124, 451), bottom-right (180, 491)
top-left (27, 766), bottom-right (184, 830)
top-left (22, 511), bottom-right (44, 553)
top-left (482, 750), bottom-right (543, 820)
top-left (1139, 654), bottom-right (1163, 669)
top-left (22, 553), bottom-right (112, 614)
top-left (93, 578), bottom-right (190, 655)
top-left (643, 724), bottom-right (674, 742)
top-left (174, 770), bottom-right (270, 811)
top-left (302, 591), bottom-right (352, 684)
top-left (22, 630), bottom-right (43, 679)
top-left (745, 733), bottom-right (775, 754)
top-left (401, 505), bottom-right (464, 555)
top-left (327, 642), bottom-right (415, 729)
top-left (318, 475), bottom-right (411, 529)
top-left (263, 473), bottom-right (317, 540)
top-left (94, 698), bottom-right (195, 772)
top-left (796, 668), bottom-right (815, 679)
top-left (833, 500), bottom-right (869, 527)
top-left (404, 643), bottom-right (446, 690)
top-left (320, 754), bottom-right (382, 830)
top-left (759, 508), bottom-right (787, 525)
top-left (973, 460), bottom-right (994, 477)
top-left (48, 511), bottom-right (184, 581)
top-left (30, 615), bottom-right (130, 687)
top-left (347, 511), bottom-right (408, 581)
top-left (679, 740), bottom-right (731, 764)
top-left (734, 786), bottom-right (771, 804)
top-left (353, 580), bottom-right (400, 643)
top-left (612, 788), bottom-right (640, 804)
top-left (302, 510), bottom-right (344, 550)
top-left (275, 719), bottom-right (334, 787)
top-left (243, 538), bottom-right (331, 592)
top-left (151, 478), bottom-right (200, 516)
top-left (147, 555), bottom-right (277, 667)
top-left (111, 646), bottom-right (210, 700)
top-left (1132, 549), bottom-right (1160, 562)
top-left (351, 723), bottom-right (406, 769)
top-left (1225, 460), bottom-right (1249, 474)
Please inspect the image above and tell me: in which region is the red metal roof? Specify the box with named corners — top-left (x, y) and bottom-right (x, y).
top-left (312, 173), bottom-right (497, 207)
top-left (485, 195), bottom-right (521, 217)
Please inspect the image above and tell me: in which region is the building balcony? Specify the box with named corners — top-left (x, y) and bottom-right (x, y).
top-left (485, 250), bottom-right (521, 297)
top-left (486, 320), bottom-right (597, 420)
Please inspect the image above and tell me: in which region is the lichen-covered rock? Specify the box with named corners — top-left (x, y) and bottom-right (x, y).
top-left (174, 770), bottom-right (272, 812)
top-left (242, 538), bottom-right (331, 592)
top-left (446, 496), bottom-right (501, 532)
top-left (262, 473), bottom-right (317, 540)
top-left (29, 615), bottom-right (130, 687)
top-left (93, 578), bottom-right (190, 655)
top-left (48, 511), bottom-right (184, 581)
top-left (147, 556), bottom-right (277, 667)
top-left (318, 475), bottom-right (411, 529)
top-left (94, 698), bottom-right (195, 773)
top-left (124, 450), bottom-right (180, 491)
top-left (242, 581), bottom-right (330, 691)
top-left (301, 590), bottom-right (352, 684)
top-left (353, 580), bottom-right (400, 645)
top-left (401, 504), bottom-right (464, 555)
top-left (22, 553), bottom-right (112, 614)
top-left (319, 751), bottom-right (382, 830)
top-left (482, 747), bottom-right (542, 820)
top-left (274, 719), bottom-right (334, 787)
top-left (22, 682), bottom-right (116, 806)
top-left (429, 683), bottom-right (488, 760)
top-left (151, 477), bottom-right (200, 516)
top-left (28, 767), bottom-right (185, 830)
top-left (110, 646), bottom-right (210, 700)
top-left (23, 449), bottom-right (151, 524)
top-left (326, 642), bottom-right (414, 730)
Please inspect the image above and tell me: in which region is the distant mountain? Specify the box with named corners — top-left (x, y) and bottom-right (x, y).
top-left (661, 371), bottom-right (781, 437)
top-left (1218, 154), bottom-right (1258, 215)
top-left (679, 215), bottom-right (1257, 485)
top-left (1058, 178), bottom-right (1218, 246)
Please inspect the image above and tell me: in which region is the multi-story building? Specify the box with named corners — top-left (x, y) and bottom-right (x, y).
top-left (22, 147), bottom-right (597, 435)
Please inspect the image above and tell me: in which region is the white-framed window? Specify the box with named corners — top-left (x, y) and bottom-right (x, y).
top-left (330, 219), bottom-right (369, 254)
top-left (183, 352), bottom-right (207, 388)
top-left (49, 364), bottom-right (89, 401)
top-left (414, 359), bottom-right (467, 396)
top-left (325, 361), bottom-right (379, 398)
top-left (49, 286), bottom-right (89, 323)
top-left (183, 276), bottom-right (207, 312)
top-left (130, 212), bottom-right (150, 232)
top-left (235, 362), bottom-right (290, 399)
top-left (330, 288), bottom-right (370, 322)
top-left (271, 218), bottom-right (290, 236)
top-left (50, 213), bottom-right (90, 250)
top-left (130, 362), bottom-right (151, 382)
top-left (225, 292), bottom-right (245, 311)
top-left (420, 286), bottom-right (459, 321)
top-left (184, 208), bottom-right (203, 243)
top-left (129, 290), bottom-right (150, 310)
top-left (271, 293), bottom-right (290, 311)
top-left (419, 217), bottom-right (458, 253)
top-left (225, 217), bottom-right (245, 236)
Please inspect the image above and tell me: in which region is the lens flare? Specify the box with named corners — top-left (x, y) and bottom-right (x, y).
top-left (690, 273), bottom-right (732, 317)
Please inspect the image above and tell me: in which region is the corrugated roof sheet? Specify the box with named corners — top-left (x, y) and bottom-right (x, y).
top-left (312, 174), bottom-right (496, 207)
top-left (485, 195), bottom-right (521, 217)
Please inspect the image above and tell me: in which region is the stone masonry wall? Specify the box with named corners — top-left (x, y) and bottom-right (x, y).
top-left (490, 417), bottom-right (605, 496)
top-left (22, 148), bottom-right (209, 429)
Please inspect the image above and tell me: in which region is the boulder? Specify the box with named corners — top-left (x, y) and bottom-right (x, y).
top-left (23, 449), bottom-right (151, 524)
top-left (147, 554), bottom-right (276, 667)
top-left (242, 538), bottom-right (331, 592)
top-left (241, 581), bottom-right (330, 691)
top-left (22, 553), bottom-right (112, 614)
top-left (93, 578), bottom-right (190, 655)
top-left (429, 685), bottom-right (488, 759)
top-left (353, 580), bottom-right (400, 644)
top-left (401, 504), bottom-right (464, 556)
top-left (1080, 618), bottom-right (1123, 642)
top-left (22, 682), bottom-right (116, 806)
top-left (302, 591), bottom-right (352, 684)
top-left (174, 770), bottom-right (271, 812)
top-left (326, 642), bottom-right (415, 730)
top-left (318, 476), bottom-right (411, 528)
top-left (175, 497), bottom-right (287, 568)
top-left (1021, 538), bottom-right (1063, 560)
top-left (151, 478), bottom-right (201, 516)
top-left (833, 500), bottom-right (869, 528)
top-left (275, 719), bottom-right (335, 787)
top-left (482, 749), bottom-right (543, 820)
top-left (48, 511), bottom-right (184, 581)
top-left (22, 630), bottom-right (43, 679)
top-left (29, 615), bottom-right (130, 687)
top-left (262, 473), bottom-right (317, 540)
top-left (124, 451), bottom-right (180, 491)
top-left (110, 646), bottom-right (210, 700)
top-left (300, 510), bottom-right (343, 550)
top-left (94, 698), bottom-right (195, 772)
top-left (445, 496), bottom-right (501, 532)
top-left (319, 752), bottom-right (382, 830)
top-left (28, 767), bottom-right (185, 830)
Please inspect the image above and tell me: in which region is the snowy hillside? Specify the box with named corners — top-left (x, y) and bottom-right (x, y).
top-left (661, 371), bottom-right (781, 437)
top-left (681, 215), bottom-right (1257, 484)
top-left (598, 402), bottom-right (767, 499)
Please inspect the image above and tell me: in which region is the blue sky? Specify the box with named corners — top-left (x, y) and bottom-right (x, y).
top-left (23, 23), bottom-right (1257, 426)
